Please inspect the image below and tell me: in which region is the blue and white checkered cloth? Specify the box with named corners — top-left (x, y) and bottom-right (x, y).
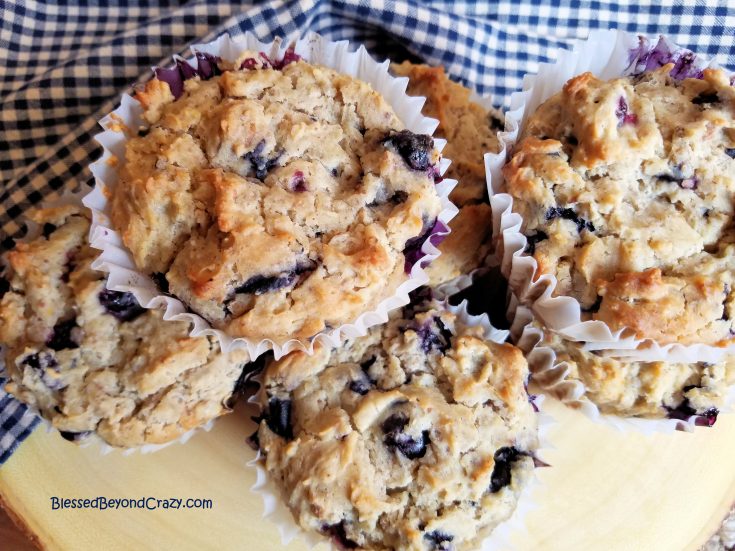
top-left (1, 0), bottom-right (734, 465)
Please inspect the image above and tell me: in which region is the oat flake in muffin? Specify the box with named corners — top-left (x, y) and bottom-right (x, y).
top-left (256, 298), bottom-right (538, 550)
top-left (503, 65), bottom-right (735, 346)
top-left (0, 205), bottom-right (252, 448)
top-left (110, 51), bottom-right (444, 343)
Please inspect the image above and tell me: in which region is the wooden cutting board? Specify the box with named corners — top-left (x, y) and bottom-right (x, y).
top-left (1, 397), bottom-right (734, 551)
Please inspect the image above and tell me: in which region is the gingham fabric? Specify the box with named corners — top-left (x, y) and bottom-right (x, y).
top-left (0, 0), bottom-right (733, 465)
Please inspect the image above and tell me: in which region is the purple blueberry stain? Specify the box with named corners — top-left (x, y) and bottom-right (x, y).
top-left (258, 48), bottom-right (302, 70)
top-left (545, 206), bottom-right (595, 233)
top-left (194, 51), bottom-right (221, 79)
top-left (98, 289), bottom-right (145, 322)
top-left (490, 446), bottom-right (522, 493)
top-left (321, 521), bottom-right (358, 550)
top-left (46, 319), bottom-right (80, 351)
top-left (403, 218), bottom-right (448, 273)
top-left (240, 58), bottom-right (258, 70)
top-left (153, 53), bottom-right (221, 100)
top-left (382, 130), bottom-right (435, 171)
top-left (265, 396), bottom-right (293, 439)
top-left (290, 170), bottom-right (308, 192)
top-left (424, 530), bottom-right (454, 551)
top-left (615, 96), bottom-right (638, 127)
top-left (381, 412), bottom-right (430, 460)
top-left (628, 37), bottom-right (704, 81)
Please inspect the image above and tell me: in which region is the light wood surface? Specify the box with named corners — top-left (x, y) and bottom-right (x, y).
top-left (1, 398), bottom-right (734, 551)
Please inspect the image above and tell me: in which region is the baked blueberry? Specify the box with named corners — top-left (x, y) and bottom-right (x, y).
top-left (490, 446), bottom-right (522, 493)
top-left (615, 96), bottom-right (637, 126)
top-left (265, 396), bottom-right (293, 439)
top-left (382, 412), bottom-right (430, 459)
top-left (415, 316), bottom-right (452, 354)
top-left (0, 276), bottom-right (9, 299)
top-left (545, 206), bottom-right (595, 233)
top-left (46, 318), bottom-right (80, 351)
top-left (424, 530), bottom-right (454, 551)
top-left (98, 289), bottom-right (145, 322)
top-left (243, 140), bottom-right (281, 180)
top-left (383, 130), bottom-right (435, 171)
top-left (290, 170), bottom-right (308, 192)
top-left (234, 262), bottom-right (314, 296)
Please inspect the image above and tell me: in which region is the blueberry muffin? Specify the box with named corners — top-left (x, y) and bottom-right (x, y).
top-left (393, 63), bottom-right (500, 289)
top-left (0, 205), bottom-right (252, 448)
top-left (503, 66), bottom-right (735, 345)
top-left (256, 299), bottom-right (538, 550)
top-left (110, 51), bottom-right (445, 343)
top-left (535, 326), bottom-right (735, 424)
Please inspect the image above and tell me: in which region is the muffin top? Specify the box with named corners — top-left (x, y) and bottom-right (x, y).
top-left (0, 205), bottom-right (251, 448)
top-left (110, 52), bottom-right (444, 343)
top-left (256, 299), bottom-right (538, 550)
top-left (537, 325), bottom-right (734, 422)
top-left (503, 66), bottom-right (735, 345)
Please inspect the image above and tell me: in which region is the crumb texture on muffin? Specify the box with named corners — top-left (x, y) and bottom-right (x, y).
top-left (111, 54), bottom-right (444, 342)
top-left (503, 66), bottom-right (735, 345)
top-left (257, 299), bottom-right (538, 550)
top-left (0, 205), bottom-right (250, 447)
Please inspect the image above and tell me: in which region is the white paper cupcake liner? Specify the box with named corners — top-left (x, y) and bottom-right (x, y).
top-left (247, 299), bottom-right (552, 550)
top-left (512, 304), bottom-right (735, 433)
top-left (83, 31), bottom-right (459, 361)
top-left (485, 29), bottom-right (735, 363)
top-left (0, 185), bottom-right (236, 454)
